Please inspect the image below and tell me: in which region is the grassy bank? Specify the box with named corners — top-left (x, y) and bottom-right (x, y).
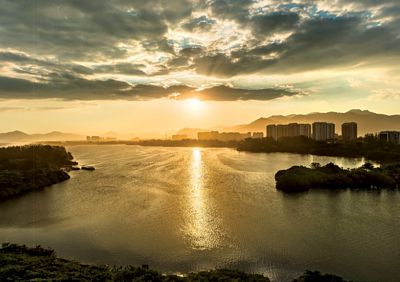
top-left (0, 243), bottom-right (346, 281)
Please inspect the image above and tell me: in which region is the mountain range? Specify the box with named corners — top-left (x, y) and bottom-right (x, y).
top-left (0, 131), bottom-right (85, 143)
top-left (177, 109), bottom-right (400, 138)
top-left (1, 110), bottom-right (399, 142)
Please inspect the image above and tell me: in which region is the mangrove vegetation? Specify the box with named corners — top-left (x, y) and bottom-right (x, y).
top-left (275, 162), bottom-right (400, 192)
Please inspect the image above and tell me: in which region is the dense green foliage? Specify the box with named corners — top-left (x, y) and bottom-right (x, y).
top-left (275, 162), bottom-right (400, 192)
top-left (0, 145), bottom-right (75, 170)
top-left (292, 270), bottom-right (345, 282)
top-left (0, 169), bottom-right (70, 199)
top-left (0, 145), bottom-right (75, 199)
top-left (237, 136), bottom-right (400, 163)
top-left (0, 243), bottom-right (347, 282)
top-left (0, 243), bottom-right (270, 281)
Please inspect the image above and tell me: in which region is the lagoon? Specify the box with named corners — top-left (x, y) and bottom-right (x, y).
top-left (0, 145), bottom-right (399, 281)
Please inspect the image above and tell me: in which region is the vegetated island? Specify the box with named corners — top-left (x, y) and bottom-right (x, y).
top-left (0, 243), bottom-right (346, 282)
top-left (275, 162), bottom-right (400, 192)
top-left (0, 145), bottom-right (76, 200)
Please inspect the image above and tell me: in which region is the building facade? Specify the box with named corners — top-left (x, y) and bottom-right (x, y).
top-left (379, 131), bottom-right (400, 144)
top-left (342, 122), bottom-right (357, 142)
top-left (266, 125), bottom-right (278, 140)
top-left (299, 124), bottom-right (312, 138)
top-left (312, 122), bottom-right (335, 141)
top-left (198, 131), bottom-right (251, 141)
top-left (266, 123), bottom-right (311, 140)
top-left (252, 132), bottom-right (264, 138)
top-left (87, 136), bottom-right (102, 142)
top-left (171, 134), bottom-right (188, 141)
top-left (198, 131), bottom-right (219, 140)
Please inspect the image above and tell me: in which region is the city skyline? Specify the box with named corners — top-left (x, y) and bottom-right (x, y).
top-left (0, 0), bottom-right (400, 133)
top-left (1, 108), bottom-right (400, 140)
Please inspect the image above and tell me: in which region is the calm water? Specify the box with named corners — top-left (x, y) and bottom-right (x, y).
top-left (0, 145), bottom-right (399, 281)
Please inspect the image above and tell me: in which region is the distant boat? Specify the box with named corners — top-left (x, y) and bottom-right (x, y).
top-left (81, 166), bottom-right (95, 171)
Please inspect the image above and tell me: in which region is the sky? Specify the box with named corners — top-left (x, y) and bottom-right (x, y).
top-left (0, 0), bottom-right (399, 135)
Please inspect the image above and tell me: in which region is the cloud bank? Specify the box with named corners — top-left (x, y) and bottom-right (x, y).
top-left (0, 0), bottom-right (399, 101)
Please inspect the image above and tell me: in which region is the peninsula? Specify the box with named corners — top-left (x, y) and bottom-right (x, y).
top-left (0, 145), bottom-right (76, 200)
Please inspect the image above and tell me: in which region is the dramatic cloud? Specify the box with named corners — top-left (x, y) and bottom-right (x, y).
top-left (192, 15), bottom-right (400, 77)
top-left (210, 0), bottom-right (253, 22)
top-left (0, 0), bottom-right (399, 101)
top-left (182, 16), bottom-right (216, 32)
top-left (249, 12), bottom-right (300, 35)
top-left (177, 85), bottom-right (299, 101)
top-left (0, 75), bottom-right (298, 101)
top-left (0, 0), bottom-right (193, 56)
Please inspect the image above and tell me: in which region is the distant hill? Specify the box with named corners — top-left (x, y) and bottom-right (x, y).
top-left (175, 128), bottom-right (207, 139)
top-left (0, 131), bottom-right (85, 142)
top-left (102, 131), bottom-right (122, 138)
top-left (177, 109), bottom-right (400, 137)
top-left (3, 109), bottom-right (399, 142)
top-left (0, 130), bottom-right (30, 141)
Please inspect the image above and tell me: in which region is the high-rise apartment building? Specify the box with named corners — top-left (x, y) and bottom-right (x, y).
top-left (312, 122), bottom-right (335, 141)
top-left (342, 122), bottom-right (357, 142)
top-left (266, 124), bottom-right (278, 140)
top-left (266, 123), bottom-right (311, 140)
top-left (276, 124), bottom-right (288, 139)
top-left (197, 131), bottom-right (252, 141)
top-left (298, 124), bottom-right (312, 138)
top-left (379, 131), bottom-right (400, 144)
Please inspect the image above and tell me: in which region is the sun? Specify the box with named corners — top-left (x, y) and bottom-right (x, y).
top-left (185, 98), bottom-right (204, 112)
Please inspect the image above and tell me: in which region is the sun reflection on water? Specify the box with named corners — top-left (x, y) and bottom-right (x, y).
top-left (184, 148), bottom-right (220, 250)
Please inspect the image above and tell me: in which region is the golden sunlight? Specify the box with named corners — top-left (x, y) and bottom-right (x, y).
top-left (184, 148), bottom-right (220, 250)
top-left (185, 98), bottom-right (205, 112)
top-left (2, 1), bottom-right (400, 281)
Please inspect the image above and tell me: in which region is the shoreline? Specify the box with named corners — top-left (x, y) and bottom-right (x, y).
top-left (0, 169), bottom-right (70, 201)
top-left (0, 243), bottom-right (346, 281)
top-left (0, 145), bottom-right (76, 201)
top-left (39, 137), bottom-right (400, 164)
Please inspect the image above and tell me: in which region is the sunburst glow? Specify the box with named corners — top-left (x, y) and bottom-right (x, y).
top-left (185, 98), bottom-right (205, 112)
top-left (184, 148), bottom-right (221, 250)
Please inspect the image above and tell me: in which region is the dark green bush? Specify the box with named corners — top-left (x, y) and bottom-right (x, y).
top-left (275, 163), bottom-right (400, 192)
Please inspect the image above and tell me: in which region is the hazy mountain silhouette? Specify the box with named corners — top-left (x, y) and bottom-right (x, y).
top-left (0, 131), bottom-right (85, 142)
top-left (175, 128), bottom-right (207, 139)
top-left (102, 131), bottom-right (122, 138)
top-left (2, 109), bottom-right (399, 141)
top-left (0, 130), bottom-right (30, 141)
top-left (177, 109), bottom-right (400, 137)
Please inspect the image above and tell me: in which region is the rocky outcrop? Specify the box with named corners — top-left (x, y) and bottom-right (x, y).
top-left (0, 169), bottom-right (70, 199)
top-left (0, 145), bottom-right (75, 200)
